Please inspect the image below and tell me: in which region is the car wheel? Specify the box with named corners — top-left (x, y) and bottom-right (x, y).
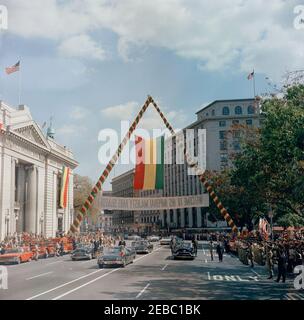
top-left (98, 264), bottom-right (103, 269)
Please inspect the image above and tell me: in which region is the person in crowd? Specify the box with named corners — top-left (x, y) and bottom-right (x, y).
top-left (209, 240), bottom-right (214, 261)
top-left (192, 237), bottom-right (198, 257)
top-left (265, 244), bottom-right (274, 279)
top-left (216, 241), bottom-right (224, 262)
top-left (276, 246), bottom-right (287, 283)
top-left (247, 243), bottom-right (254, 268)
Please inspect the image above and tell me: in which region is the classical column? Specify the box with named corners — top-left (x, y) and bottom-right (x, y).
top-left (180, 209), bottom-right (185, 228)
top-left (16, 165), bottom-right (26, 233)
top-left (10, 158), bottom-right (16, 235)
top-left (188, 208), bottom-right (193, 228)
top-left (196, 207), bottom-right (202, 228)
top-left (173, 210), bottom-right (177, 229)
top-left (25, 165), bottom-right (37, 234)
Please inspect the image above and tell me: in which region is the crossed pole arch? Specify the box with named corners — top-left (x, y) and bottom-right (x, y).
top-left (68, 96), bottom-right (239, 235)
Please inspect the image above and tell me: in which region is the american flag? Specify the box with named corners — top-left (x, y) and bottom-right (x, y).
top-left (5, 61), bottom-right (20, 75)
top-left (247, 70), bottom-right (254, 80)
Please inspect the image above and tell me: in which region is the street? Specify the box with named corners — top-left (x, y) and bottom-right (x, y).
top-left (0, 242), bottom-right (302, 300)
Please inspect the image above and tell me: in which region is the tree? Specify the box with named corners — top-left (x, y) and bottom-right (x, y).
top-left (74, 174), bottom-right (100, 223)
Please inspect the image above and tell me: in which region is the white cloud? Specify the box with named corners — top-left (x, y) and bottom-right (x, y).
top-left (70, 106), bottom-right (88, 120)
top-left (101, 101), bottom-right (139, 119)
top-left (4, 0), bottom-right (304, 79)
top-left (101, 99), bottom-right (188, 130)
top-left (57, 124), bottom-right (86, 136)
top-left (58, 34), bottom-right (106, 61)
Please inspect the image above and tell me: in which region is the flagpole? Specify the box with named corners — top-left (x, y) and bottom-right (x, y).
top-left (253, 69), bottom-right (256, 98)
top-left (18, 58), bottom-right (21, 105)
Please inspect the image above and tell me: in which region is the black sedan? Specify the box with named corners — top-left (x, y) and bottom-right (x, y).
top-left (172, 242), bottom-right (195, 260)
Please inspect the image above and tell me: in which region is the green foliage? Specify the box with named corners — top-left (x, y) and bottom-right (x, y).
top-left (208, 84), bottom-right (304, 229)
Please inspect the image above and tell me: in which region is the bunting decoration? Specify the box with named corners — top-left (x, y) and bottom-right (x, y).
top-left (68, 96), bottom-right (239, 235)
top-left (60, 166), bottom-right (70, 209)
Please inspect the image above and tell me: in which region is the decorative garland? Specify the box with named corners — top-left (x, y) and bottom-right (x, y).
top-left (69, 96), bottom-right (239, 235)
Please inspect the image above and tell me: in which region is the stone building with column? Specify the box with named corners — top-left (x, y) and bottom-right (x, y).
top-left (0, 101), bottom-right (78, 240)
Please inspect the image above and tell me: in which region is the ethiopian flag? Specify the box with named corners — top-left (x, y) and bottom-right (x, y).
top-left (134, 135), bottom-right (164, 190)
top-left (60, 166), bottom-right (70, 208)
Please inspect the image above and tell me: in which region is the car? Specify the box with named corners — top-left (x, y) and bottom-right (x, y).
top-left (147, 235), bottom-right (160, 242)
top-left (172, 242), bottom-right (195, 260)
top-left (127, 235), bottom-right (141, 241)
top-left (131, 240), bottom-right (153, 254)
top-left (0, 247), bottom-right (33, 264)
top-left (126, 246), bottom-right (136, 260)
top-left (71, 244), bottom-right (97, 261)
top-left (98, 246), bottom-right (134, 268)
top-left (159, 237), bottom-right (171, 245)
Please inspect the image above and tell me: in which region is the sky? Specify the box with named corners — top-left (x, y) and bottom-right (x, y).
top-left (0, 0), bottom-right (304, 190)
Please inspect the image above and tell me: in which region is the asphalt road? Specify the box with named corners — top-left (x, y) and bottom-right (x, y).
top-left (0, 242), bottom-right (303, 300)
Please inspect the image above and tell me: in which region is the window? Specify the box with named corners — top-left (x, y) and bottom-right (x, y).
top-left (220, 153), bottom-right (228, 162)
top-left (248, 105), bottom-right (255, 114)
top-left (212, 109), bottom-right (215, 116)
top-left (222, 106), bottom-right (230, 115)
top-left (232, 119), bottom-right (239, 125)
top-left (233, 130), bottom-right (241, 139)
top-left (220, 141), bottom-right (227, 150)
top-left (219, 120), bottom-right (226, 127)
top-left (235, 106), bottom-right (243, 115)
top-left (233, 141), bottom-right (241, 150)
top-left (219, 130), bottom-right (226, 139)
top-left (246, 119), bottom-right (253, 126)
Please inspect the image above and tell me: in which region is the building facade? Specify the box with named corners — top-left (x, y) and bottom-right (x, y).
top-left (0, 101), bottom-right (78, 240)
top-left (111, 169), bottom-right (139, 232)
top-left (162, 98), bottom-right (261, 231)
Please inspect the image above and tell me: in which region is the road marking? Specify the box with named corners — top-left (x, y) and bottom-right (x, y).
top-left (47, 260), bottom-right (64, 266)
top-left (52, 268), bottom-right (119, 300)
top-left (26, 272), bottom-right (53, 281)
top-left (136, 283), bottom-right (150, 299)
top-left (161, 264), bottom-right (168, 271)
top-left (207, 272), bottom-right (211, 280)
top-left (27, 246), bottom-right (163, 300)
top-left (26, 269), bottom-right (103, 300)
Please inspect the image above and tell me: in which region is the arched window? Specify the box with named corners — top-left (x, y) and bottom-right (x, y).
top-left (247, 105), bottom-right (255, 114)
top-left (222, 106), bottom-right (230, 115)
top-left (235, 106), bottom-right (242, 115)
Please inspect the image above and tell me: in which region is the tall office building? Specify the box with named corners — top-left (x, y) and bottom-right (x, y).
top-left (162, 98), bottom-right (261, 231)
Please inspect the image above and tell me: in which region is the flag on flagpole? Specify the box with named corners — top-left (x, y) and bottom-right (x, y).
top-left (60, 166), bottom-right (70, 208)
top-left (5, 61), bottom-right (20, 75)
top-left (247, 70), bottom-right (254, 80)
top-left (133, 135), bottom-right (164, 190)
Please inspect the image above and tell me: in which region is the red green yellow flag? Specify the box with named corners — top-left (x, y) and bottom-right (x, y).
top-left (60, 166), bottom-right (70, 208)
top-left (134, 135), bottom-right (164, 190)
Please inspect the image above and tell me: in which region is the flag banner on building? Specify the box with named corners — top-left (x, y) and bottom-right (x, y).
top-left (5, 61), bottom-right (20, 75)
top-left (99, 194), bottom-right (209, 211)
top-left (60, 166), bottom-right (70, 208)
top-left (134, 135), bottom-right (164, 190)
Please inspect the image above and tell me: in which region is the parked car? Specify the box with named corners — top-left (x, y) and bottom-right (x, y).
top-left (172, 242), bottom-right (195, 260)
top-left (98, 246), bottom-right (134, 268)
top-left (71, 244), bottom-right (99, 261)
top-left (132, 240), bottom-right (153, 254)
top-left (0, 247), bottom-right (33, 264)
top-left (160, 237), bottom-right (171, 245)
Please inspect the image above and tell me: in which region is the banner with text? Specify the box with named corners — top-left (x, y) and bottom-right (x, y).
top-left (100, 194), bottom-right (209, 211)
